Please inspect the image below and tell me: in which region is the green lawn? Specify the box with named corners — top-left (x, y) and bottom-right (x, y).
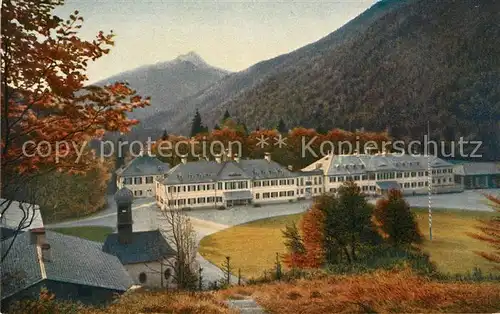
top-left (199, 209), bottom-right (498, 279)
top-left (50, 226), bottom-right (114, 242)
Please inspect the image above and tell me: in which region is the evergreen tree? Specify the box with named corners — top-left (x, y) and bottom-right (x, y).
top-left (374, 189), bottom-right (422, 246)
top-left (277, 118), bottom-right (288, 133)
top-left (222, 109), bottom-right (231, 122)
top-left (190, 109), bottom-right (204, 137)
top-left (320, 180), bottom-right (376, 264)
top-left (161, 129), bottom-right (169, 140)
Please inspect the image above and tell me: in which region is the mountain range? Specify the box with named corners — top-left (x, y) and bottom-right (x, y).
top-left (101, 0), bottom-right (500, 160)
top-left (96, 51), bottom-right (230, 120)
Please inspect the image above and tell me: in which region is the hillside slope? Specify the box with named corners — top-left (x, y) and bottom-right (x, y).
top-left (145, 0), bottom-right (500, 160)
top-left (221, 0), bottom-right (500, 159)
top-left (141, 0), bottom-right (405, 135)
top-left (97, 52), bottom-right (230, 120)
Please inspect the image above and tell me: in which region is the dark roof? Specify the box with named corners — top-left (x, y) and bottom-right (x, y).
top-left (116, 155), bottom-right (170, 177)
top-left (0, 226), bottom-right (19, 240)
top-left (454, 162), bottom-right (500, 176)
top-left (1, 230), bottom-right (133, 300)
top-left (376, 181), bottom-right (401, 190)
top-left (102, 230), bottom-right (176, 264)
top-left (115, 187), bottom-right (134, 204)
top-left (162, 158), bottom-right (299, 185)
top-left (223, 190), bottom-right (253, 201)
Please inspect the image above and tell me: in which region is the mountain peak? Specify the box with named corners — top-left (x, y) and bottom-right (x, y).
top-left (175, 51), bottom-right (207, 67)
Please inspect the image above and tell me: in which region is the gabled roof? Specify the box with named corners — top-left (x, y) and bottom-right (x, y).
top-left (323, 154), bottom-right (452, 176)
top-left (161, 158), bottom-right (297, 185)
top-left (0, 226), bottom-right (19, 240)
top-left (102, 230), bottom-right (176, 264)
top-left (1, 230), bottom-right (133, 300)
top-left (454, 162), bottom-right (500, 176)
top-left (238, 159), bottom-right (296, 179)
top-left (376, 181), bottom-right (401, 190)
top-left (116, 155), bottom-right (170, 177)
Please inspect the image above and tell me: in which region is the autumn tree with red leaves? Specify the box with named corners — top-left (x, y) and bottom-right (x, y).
top-left (468, 194), bottom-right (500, 268)
top-left (1, 0), bottom-right (149, 260)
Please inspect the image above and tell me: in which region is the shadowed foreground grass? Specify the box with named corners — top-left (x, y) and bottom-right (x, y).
top-left (217, 268), bottom-right (500, 313)
top-left (50, 226), bottom-right (113, 243)
top-left (199, 209), bottom-right (498, 278)
top-left (83, 290), bottom-right (237, 314)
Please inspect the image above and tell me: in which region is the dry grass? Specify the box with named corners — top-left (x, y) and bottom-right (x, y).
top-left (199, 210), bottom-right (499, 278)
top-left (217, 269), bottom-right (500, 313)
top-left (83, 290), bottom-right (237, 314)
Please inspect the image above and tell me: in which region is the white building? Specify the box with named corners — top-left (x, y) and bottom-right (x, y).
top-left (116, 154), bottom-right (170, 198)
top-left (302, 152), bottom-right (463, 196)
top-left (103, 188), bottom-right (178, 288)
top-left (156, 153), bottom-right (323, 210)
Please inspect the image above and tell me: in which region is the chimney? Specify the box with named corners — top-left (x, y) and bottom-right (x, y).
top-left (215, 154), bottom-right (222, 163)
top-left (234, 154), bottom-right (240, 163)
top-left (288, 165), bottom-right (293, 171)
top-left (30, 227), bottom-right (47, 246)
top-left (181, 155), bottom-right (188, 164)
top-left (41, 243), bottom-right (51, 262)
top-left (264, 152), bottom-right (271, 163)
top-left (115, 188), bottom-right (134, 244)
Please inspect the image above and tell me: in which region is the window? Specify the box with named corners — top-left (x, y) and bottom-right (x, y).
top-left (411, 172), bottom-right (417, 177)
top-left (313, 177), bottom-right (317, 185)
top-left (139, 272), bottom-right (147, 283)
top-left (123, 177), bottom-right (133, 185)
top-left (271, 192), bottom-right (278, 198)
top-left (134, 190), bottom-right (143, 196)
top-left (218, 182), bottom-right (223, 190)
top-left (134, 177), bottom-right (142, 184)
top-left (146, 176), bottom-right (154, 184)
top-left (256, 193), bottom-right (260, 199)
top-left (361, 175), bottom-right (368, 181)
top-left (279, 191), bottom-right (286, 197)
top-left (354, 175), bottom-right (360, 181)
top-left (263, 193), bottom-right (270, 199)
top-left (330, 176), bottom-right (337, 183)
top-left (197, 197), bottom-right (205, 204)
top-left (319, 177), bottom-right (322, 184)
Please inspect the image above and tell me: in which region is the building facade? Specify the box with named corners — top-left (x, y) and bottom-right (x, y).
top-left (156, 153), bottom-right (325, 210)
top-left (453, 162), bottom-right (500, 189)
top-left (116, 154), bottom-right (170, 198)
top-left (302, 152), bottom-right (463, 196)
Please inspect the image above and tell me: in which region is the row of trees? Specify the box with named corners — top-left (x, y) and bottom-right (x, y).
top-left (283, 182), bottom-right (500, 272)
top-left (157, 117), bottom-right (390, 170)
top-left (282, 182), bottom-right (422, 269)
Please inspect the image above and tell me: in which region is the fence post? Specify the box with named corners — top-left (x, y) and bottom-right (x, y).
top-left (198, 267), bottom-right (203, 291)
top-left (238, 268), bottom-right (241, 285)
top-left (275, 252), bottom-right (282, 280)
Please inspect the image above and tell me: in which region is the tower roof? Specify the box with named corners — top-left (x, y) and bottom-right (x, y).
top-left (114, 187), bottom-right (134, 204)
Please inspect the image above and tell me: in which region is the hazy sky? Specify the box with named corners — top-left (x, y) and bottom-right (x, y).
top-left (56, 1), bottom-right (376, 83)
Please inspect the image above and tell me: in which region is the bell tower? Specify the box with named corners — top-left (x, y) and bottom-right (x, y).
top-left (114, 187), bottom-right (134, 244)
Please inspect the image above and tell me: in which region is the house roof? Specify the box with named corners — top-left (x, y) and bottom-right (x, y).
top-left (1, 230), bottom-right (134, 300)
top-left (223, 190), bottom-right (253, 201)
top-left (102, 230), bottom-right (176, 264)
top-left (319, 154), bottom-right (452, 176)
top-left (0, 226), bottom-right (19, 240)
top-left (454, 162), bottom-right (500, 176)
top-left (161, 158), bottom-right (298, 185)
top-left (376, 181), bottom-right (401, 190)
top-left (116, 155), bottom-right (170, 177)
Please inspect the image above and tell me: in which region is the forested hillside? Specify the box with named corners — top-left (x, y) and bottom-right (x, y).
top-left (145, 0), bottom-right (499, 160)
